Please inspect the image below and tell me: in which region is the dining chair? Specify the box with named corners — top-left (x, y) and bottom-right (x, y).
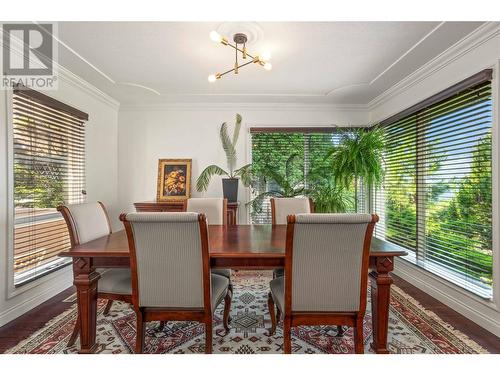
top-left (267, 213), bottom-right (378, 354)
top-left (270, 197), bottom-right (313, 225)
top-left (57, 201), bottom-right (132, 347)
top-left (184, 198), bottom-right (232, 293)
top-left (120, 212), bottom-right (231, 353)
top-left (185, 197), bottom-right (228, 226)
top-left (270, 197), bottom-right (313, 279)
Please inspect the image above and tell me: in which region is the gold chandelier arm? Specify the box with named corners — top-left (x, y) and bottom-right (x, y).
top-left (219, 59), bottom-right (258, 78)
top-left (224, 41), bottom-right (256, 60)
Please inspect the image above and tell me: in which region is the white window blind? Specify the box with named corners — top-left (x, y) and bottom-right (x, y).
top-left (373, 70), bottom-right (493, 298)
top-left (12, 85), bottom-right (88, 286)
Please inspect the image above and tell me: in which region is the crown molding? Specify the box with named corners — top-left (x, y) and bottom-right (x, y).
top-left (0, 28), bottom-right (120, 111)
top-left (367, 21), bottom-right (500, 111)
top-left (325, 21), bottom-right (446, 96)
top-left (57, 64), bottom-right (121, 111)
top-left (119, 102), bottom-right (369, 112)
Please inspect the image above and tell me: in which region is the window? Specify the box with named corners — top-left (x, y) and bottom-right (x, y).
top-left (12, 85), bottom-right (88, 286)
top-left (373, 70), bottom-right (493, 298)
top-left (250, 127), bottom-right (366, 223)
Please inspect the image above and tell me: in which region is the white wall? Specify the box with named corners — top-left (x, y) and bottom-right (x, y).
top-left (0, 69), bottom-right (120, 327)
top-left (117, 104), bottom-right (369, 223)
top-left (369, 23), bottom-right (500, 336)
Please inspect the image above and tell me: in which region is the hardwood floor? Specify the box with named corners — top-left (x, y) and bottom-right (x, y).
top-left (1, 277), bottom-right (499, 353)
top-left (0, 287), bottom-right (75, 353)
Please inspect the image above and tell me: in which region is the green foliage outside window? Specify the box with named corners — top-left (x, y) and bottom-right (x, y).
top-left (251, 125), bottom-right (492, 288)
top-left (14, 163), bottom-right (65, 209)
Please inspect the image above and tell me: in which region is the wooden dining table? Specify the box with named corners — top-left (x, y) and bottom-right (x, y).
top-left (59, 224), bottom-right (407, 354)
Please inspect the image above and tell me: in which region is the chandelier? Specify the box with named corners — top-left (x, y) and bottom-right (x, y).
top-left (208, 31), bottom-right (272, 82)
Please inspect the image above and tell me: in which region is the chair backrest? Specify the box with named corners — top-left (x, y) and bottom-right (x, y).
top-left (185, 198), bottom-right (227, 226)
top-left (57, 201), bottom-right (111, 246)
top-left (285, 213), bottom-right (378, 314)
top-left (120, 212), bottom-right (211, 310)
top-left (271, 197), bottom-right (312, 225)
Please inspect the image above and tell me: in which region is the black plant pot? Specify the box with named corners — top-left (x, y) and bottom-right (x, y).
top-left (222, 178), bottom-right (239, 202)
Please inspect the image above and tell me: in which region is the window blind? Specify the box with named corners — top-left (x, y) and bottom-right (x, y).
top-left (373, 72), bottom-right (493, 298)
top-left (250, 128), bottom-right (366, 224)
top-left (12, 86), bottom-right (88, 286)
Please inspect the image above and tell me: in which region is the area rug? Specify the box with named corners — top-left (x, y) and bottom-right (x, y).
top-left (6, 271), bottom-right (488, 354)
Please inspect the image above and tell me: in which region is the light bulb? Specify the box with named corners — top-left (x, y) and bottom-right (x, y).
top-left (261, 51), bottom-right (272, 61)
top-left (209, 31), bottom-right (222, 43)
top-left (263, 62), bottom-right (272, 71)
top-left (208, 74), bottom-right (217, 83)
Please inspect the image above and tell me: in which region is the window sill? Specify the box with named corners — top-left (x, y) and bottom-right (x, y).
top-left (14, 259), bottom-right (72, 288)
top-left (374, 237), bottom-right (492, 300)
top-left (7, 262), bottom-right (73, 300)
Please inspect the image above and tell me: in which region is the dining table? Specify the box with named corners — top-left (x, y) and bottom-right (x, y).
top-left (59, 224), bottom-right (407, 354)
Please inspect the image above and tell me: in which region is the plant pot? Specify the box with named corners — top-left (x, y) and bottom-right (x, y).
top-left (222, 178), bottom-right (239, 202)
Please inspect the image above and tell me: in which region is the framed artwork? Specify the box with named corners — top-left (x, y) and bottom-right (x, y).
top-left (156, 159), bottom-right (192, 201)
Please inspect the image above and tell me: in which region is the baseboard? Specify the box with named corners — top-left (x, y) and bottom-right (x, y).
top-left (393, 258), bottom-right (500, 337)
top-left (0, 271), bottom-right (73, 327)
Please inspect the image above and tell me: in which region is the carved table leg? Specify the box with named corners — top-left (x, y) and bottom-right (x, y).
top-left (73, 257), bottom-right (100, 354)
top-left (369, 256), bottom-right (394, 354)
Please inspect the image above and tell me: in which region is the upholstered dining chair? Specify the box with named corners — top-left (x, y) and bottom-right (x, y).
top-left (185, 197), bottom-right (228, 226)
top-left (120, 212), bottom-right (231, 354)
top-left (184, 198), bottom-right (232, 293)
top-left (267, 213), bottom-right (378, 354)
top-left (57, 201), bottom-right (132, 347)
top-left (270, 197), bottom-right (313, 279)
top-left (270, 197), bottom-right (313, 225)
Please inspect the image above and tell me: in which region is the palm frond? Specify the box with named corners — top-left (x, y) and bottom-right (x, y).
top-left (196, 165), bottom-right (228, 192)
top-left (247, 190), bottom-right (285, 213)
top-left (219, 122), bottom-right (236, 176)
top-left (259, 165), bottom-right (290, 192)
top-left (285, 153), bottom-right (301, 181)
top-left (232, 114), bottom-right (242, 148)
top-left (234, 163), bottom-right (252, 187)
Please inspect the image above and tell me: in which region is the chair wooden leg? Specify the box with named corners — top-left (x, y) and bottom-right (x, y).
top-left (227, 284), bottom-right (233, 323)
top-left (158, 321), bottom-right (166, 331)
top-left (354, 317), bottom-right (364, 354)
top-left (267, 292), bottom-right (277, 335)
top-left (135, 309), bottom-right (145, 354)
top-left (283, 317), bottom-right (292, 354)
top-left (103, 300), bottom-right (113, 316)
top-left (276, 307), bottom-right (281, 323)
top-left (205, 318), bottom-right (213, 354)
top-left (67, 313), bottom-right (80, 347)
top-left (223, 291), bottom-right (232, 332)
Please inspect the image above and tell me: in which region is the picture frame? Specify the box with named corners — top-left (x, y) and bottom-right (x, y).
top-left (156, 159), bottom-right (192, 201)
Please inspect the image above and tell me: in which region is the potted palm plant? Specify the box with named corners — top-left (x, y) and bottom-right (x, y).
top-left (196, 114), bottom-right (252, 202)
top-left (328, 126), bottom-right (385, 211)
top-left (249, 153), bottom-right (354, 214)
top-left (248, 154), bottom-right (306, 212)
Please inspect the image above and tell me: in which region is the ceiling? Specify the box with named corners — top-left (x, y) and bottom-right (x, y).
top-left (57, 22), bottom-right (486, 105)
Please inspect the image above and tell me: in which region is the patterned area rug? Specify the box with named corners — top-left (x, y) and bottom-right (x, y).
top-left (7, 271), bottom-right (488, 354)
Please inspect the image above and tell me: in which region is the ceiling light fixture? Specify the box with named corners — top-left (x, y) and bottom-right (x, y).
top-left (208, 31), bottom-right (272, 82)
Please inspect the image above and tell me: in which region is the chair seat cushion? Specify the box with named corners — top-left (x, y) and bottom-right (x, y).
top-left (211, 273), bottom-right (229, 312)
top-left (211, 268), bottom-right (231, 280)
top-left (270, 276), bottom-right (285, 313)
top-left (98, 268), bottom-right (132, 295)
